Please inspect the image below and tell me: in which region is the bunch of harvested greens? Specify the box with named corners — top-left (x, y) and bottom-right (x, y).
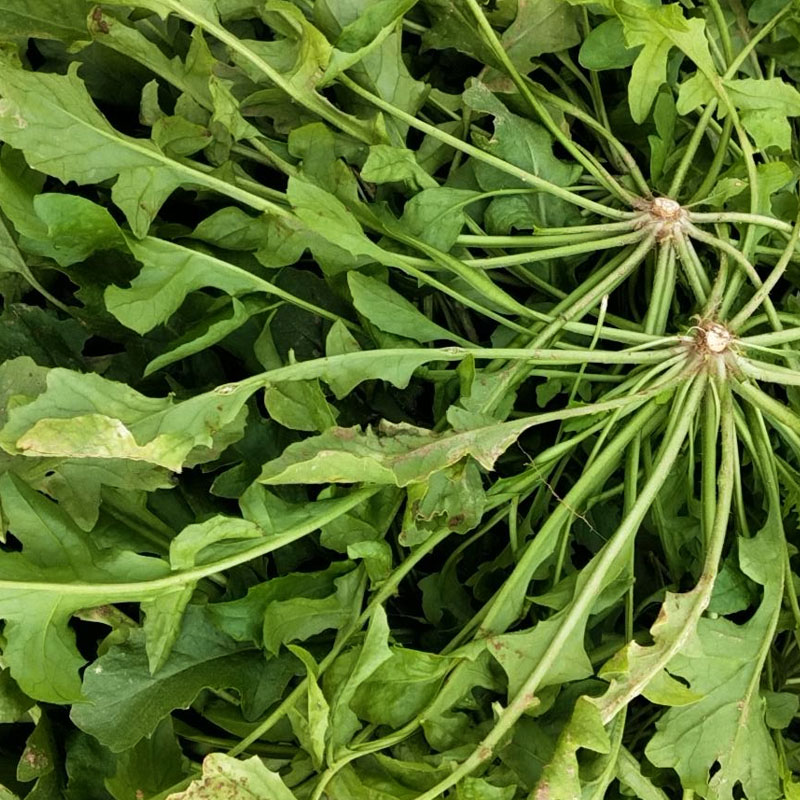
top-left (2, 0), bottom-right (800, 797)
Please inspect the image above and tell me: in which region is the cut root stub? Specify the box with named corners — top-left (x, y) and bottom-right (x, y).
top-left (651, 197), bottom-right (683, 220)
top-left (691, 321), bottom-right (734, 356)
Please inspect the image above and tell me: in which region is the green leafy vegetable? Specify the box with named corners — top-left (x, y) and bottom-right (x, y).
top-left (2, 0), bottom-right (800, 797)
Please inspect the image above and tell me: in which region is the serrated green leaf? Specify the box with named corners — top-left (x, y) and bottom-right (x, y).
top-left (645, 520), bottom-right (784, 800)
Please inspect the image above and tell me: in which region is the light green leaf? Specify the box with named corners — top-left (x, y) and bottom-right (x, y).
top-left (17, 713), bottom-right (61, 797)
top-left (0, 668), bottom-right (33, 723)
top-left (145, 297), bottom-right (270, 376)
top-left (764, 690), bottom-right (799, 729)
top-left (741, 110), bottom-right (791, 151)
top-left (106, 236), bottom-right (264, 334)
top-left (324, 320), bottom-right (363, 398)
top-left (333, 0), bottom-right (419, 51)
top-left (140, 587), bottom-right (196, 677)
top-left (262, 566), bottom-right (364, 654)
top-left (210, 557), bottom-right (355, 645)
top-left (0, 64), bottom-right (191, 234)
top-left (348, 272), bottom-right (464, 344)
top-left (107, 234), bottom-right (327, 335)
top-left (1, 367), bottom-right (252, 472)
top-left (0, 215), bottom-right (43, 297)
top-left (141, 516), bottom-right (265, 672)
top-left (287, 647), bottom-right (330, 769)
top-left (488, 615), bottom-right (594, 697)
top-left (615, 747), bottom-right (670, 800)
top-left (399, 187), bottom-right (479, 251)
top-left (169, 517), bottom-right (263, 572)
top-left (501, 0), bottom-right (580, 71)
top-left (118, 0), bottom-right (220, 21)
top-left (190, 207), bottom-right (273, 250)
top-left (105, 718), bottom-right (185, 800)
top-left (264, 380), bottom-right (338, 432)
top-left (401, 460), bottom-right (485, 544)
top-left (693, 177), bottom-right (748, 208)
top-left (167, 753), bottom-right (297, 800)
top-left (723, 76), bottom-right (800, 116)
top-left (208, 75), bottom-right (260, 140)
top-left (421, 0), bottom-right (501, 67)
top-left (463, 82), bottom-right (581, 229)
top-left (347, 540), bottom-right (392, 583)
top-left (0, 0), bottom-right (89, 42)
top-left (320, 0), bottom-right (419, 83)
top-left (0, 474), bottom-right (168, 703)
top-left (258, 407), bottom-right (582, 486)
top-left (152, 115), bottom-right (211, 157)
top-left (533, 697), bottom-right (611, 800)
top-left (348, 647), bottom-right (451, 728)
top-left (589, 0), bottom-right (718, 122)
top-left (31, 193), bottom-right (124, 266)
top-left (328, 605), bottom-right (392, 749)
top-left (87, 10), bottom-right (213, 110)
top-left (361, 145), bottom-right (437, 189)
top-left (455, 778), bottom-right (515, 800)
top-left (679, 74), bottom-right (800, 151)
top-left (579, 18), bottom-right (639, 70)
top-left (287, 177), bottom-right (384, 260)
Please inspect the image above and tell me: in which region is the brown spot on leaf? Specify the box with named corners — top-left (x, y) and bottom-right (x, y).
top-left (534, 781), bottom-right (550, 800)
top-left (91, 7), bottom-right (110, 33)
top-left (23, 747), bottom-right (48, 771)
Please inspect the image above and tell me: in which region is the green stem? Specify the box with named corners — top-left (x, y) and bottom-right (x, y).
top-left (701, 387), bottom-right (720, 548)
top-left (688, 116), bottom-right (734, 205)
top-left (455, 221), bottom-right (643, 248)
top-left (725, 4), bottom-right (792, 76)
top-left (603, 379), bottom-right (733, 724)
top-left (687, 211), bottom-right (794, 234)
top-left (673, 231), bottom-right (710, 306)
top-left (707, 0), bottom-right (735, 65)
top-left (0, 487), bottom-right (380, 599)
top-left (734, 357), bottom-right (800, 388)
top-left (732, 380), bottom-right (800, 432)
top-left (669, 101), bottom-right (718, 200)
top-left (730, 213), bottom-right (800, 329)
top-left (742, 327), bottom-right (800, 346)
top-left (686, 223), bottom-right (780, 327)
top-left (645, 242), bottom-right (676, 335)
top-left (523, 78), bottom-right (651, 196)
top-left (450, 230), bottom-right (646, 269)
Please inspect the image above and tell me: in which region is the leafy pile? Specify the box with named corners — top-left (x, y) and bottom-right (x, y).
top-left (2, 0), bottom-right (800, 797)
